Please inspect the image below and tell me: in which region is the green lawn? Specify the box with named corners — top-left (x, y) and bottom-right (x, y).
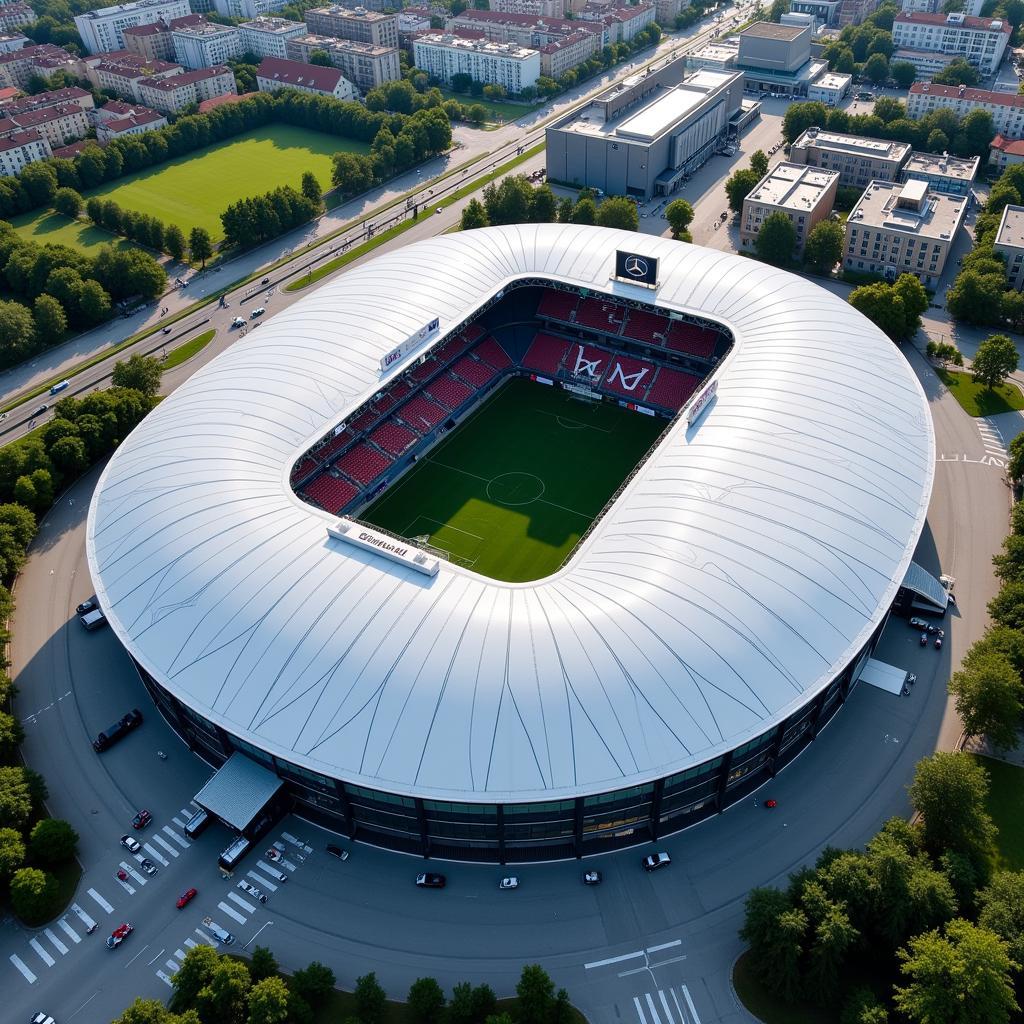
top-left (362, 377), bottom-right (665, 582)
top-left (440, 88), bottom-right (540, 124)
top-left (9, 209), bottom-right (125, 252)
top-left (937, 368), bottom-right (1024, 417)
top-left (162, 328), bottom-right (215, 369)
top-left (971, 754), bottom-right (1024, 870)
top-left (12, 124), bottom-right (369, 249)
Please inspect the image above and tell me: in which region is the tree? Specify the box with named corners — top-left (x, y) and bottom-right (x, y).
top-left (972, 334), bottom-right (1018, 391)
top-left (300, 171), bottom-right (322, 209)
top-left (755, 212), bottom-right (797, 265)
top-left (482, 175), bottom-right (533, 225)
top-left (596, 196), bottom-right (638, 231)
top-left (529, 184), bottom-right (558, 223)
top-left (0, 299), bottom-right (40, 363)
top-left (78, 280), bottom-right (111, 326)
top-left (949, 650), bottom-right (1023, 752)
top-left (1009, 433), bottom-right (1024, 481)
top-left (0, 825), bottom-right (25, 879)
top-left (750, 148), bottom-right (769, 178)
top-left (355, 971), bottom-right (387, 1024)
top-left (954, 109), bottom-right (996, 159)
top-left (894, 919), bottom-right (1020, 1024)
top-left (978, 871), bottom-right (1024, 966)
top-left (515, 965), bottom-right (556, 1024)
top-left (170, 944), bottom-right (220, 1013)
top-left (28, 817), bottom-right (78, 866)
top-left (53, 187), bottom-right (82, 220)
top-left (946, 268), bottom-right (1006, 325)
top-left (459, 198), bottom-right (488, 230)
top-left (782, 100), bottom-right (830, 143)
top-left (0, 765), bottom-right (37, 831)
top-left (571, 197), bottom-right (597, 225)
top-left (864, 52), bottom-right (889, 84)
top-left (164, 224), bottom-right (186, 262)
top-left (290, 961), bottom-right (335, 1009)
top-left (249, 945), bottom-right (278, 983)
top-left (33, 293), bottom-right (67, 346)
top-left (557, 196), bottom-right (574, 223)
top-left (470, 984), bottom-right (496, 1022)
top-left (933, 58), bottom-right (979, 87)
top-left (873, 96), bottom-right (905, 123)
top-left (665, 198), bottom-right (694, 240)
top-left (197, 957), bottom-right (251, 1024)
top-left (10, 866), bottom-right (59, 923)
top-left (408, 977), bottom-right (446, 1024)
top-left (188, 227), bottom-right (213, 269)
top-left (112, 354), bottom-right (162, 398)
top-left (990, 581), bottom-right (1024, 631)
top-left (803, 219), bottom-right (844, 274)
top-left (892, 273), bottom-right (928, 337)
top-left (768, 0), bottom-right (788, 19)
top-left (725, 168), bottom-right (761, 212)
top-left (308, 48), bottom-right (332, 65)
top-left (20, 163), bottom-right (58, 207)
top-left (849, 281), bottom-right (908, 341)
top-left (891, 60), bottom-right (916, 88)
top-left (909, 751), bottom-right (997, 877)
top-left (112, 997), bottom-right (194, 1023)
top-left (248, 976), bottom-right (290, 1024)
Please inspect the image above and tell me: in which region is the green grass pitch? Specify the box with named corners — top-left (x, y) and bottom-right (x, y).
top-left (361, 377), bottom-right (667, 583)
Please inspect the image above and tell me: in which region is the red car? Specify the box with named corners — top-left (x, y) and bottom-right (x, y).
top-left (132, 809), bottom-right (152, 830)
top-left (106, 922), bottom-right (133, 949)
top-left (176, 887), bottom-right (198, 909)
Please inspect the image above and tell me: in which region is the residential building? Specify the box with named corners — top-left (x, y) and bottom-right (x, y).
top-left (655, 0), bottom-right (683, 24)
top-left (789, 0), bottom-right (842, 27)
top-left (74, 0), bottom-right (191, 54)
top-left (447, 9), bottom-right (605, 48)
top-left (172, 20), bottom-right (239, 68)
top-left (0, 85), bottom-right (20, 104)
top-left (740, 162), bottom-right (839, 255)
top-left (990, 132), bottom-right (1024, 169)
top-left (92, 97), bottom-right (142, 121)
top-left (0, 33), bottom-right (29, 53)
top-left (993, 203), bottom-right (1024, 290)
top-left (238, 16), bottom-right (307, 59)
top-left (844, 178), bottom-right (967, 287)
top-left (889, 46), bottom-right (960, 78)
top-left (96, 104), bottom-right (167, 140)
top-left (546, 62), bottom-right (746, 199)
top-left (899, 150), bottom-right (978, 195)
top-left (51, 138), bottom-right (95, 158)
top-left (255, 55), bottom-right (359, 99)
top-left (0, 128), bottom-right (50, 174)
top-left (491, 0), bottom-right (564, 14)
top-left (198, 89), bottom-right (253, 112)
top-left (213, 0), bottom-right (289, 16)
top-left (539, 28), bottom-right (597, 77)
top-left (398, 9), bottom-right (431, 53)
top-left (413, 33), bottom-right (540, 92)
top-left (0, 44), bottom-right (84, 88)
top-left (806, 70), bottom-right (851, 105)
top-left (3, 85), bottom-right (94, 116)
top-left (123, 12), bottom-right (202, 59)
top-left (585, 2), bottom-right (656, 44)
top-left (0, 102), bottom-right (89, 146)
top-left (85, 52), bottom-right (183, 102)
top-left (788, 127), bottom-right (911, 187)
top-left (908, 81), bottom-right (1024, 138)
top-left (891, 11), bottom-right (1010, 76)
top-left (735, 21), bottom-right (828, 96)
top-left (304, 6), bottom-right (399, 48)
top-left (0, 4), bottom-right (35, 32)
top-left (837, 0), bottom-right (877, 26)
top-left (137, 63), bottom-right (235, 111)
top-left (285, 34), bottom-right (399, 89)
top-left (900, 0), bottom-right (940, 12)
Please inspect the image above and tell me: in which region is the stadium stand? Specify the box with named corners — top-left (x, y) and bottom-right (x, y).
top-left (399, 394), bottom-right (447, 432)
top-left (290, 455), bottom-right (318, 481)
top-left (665, 321), bottom-right (717, 359)
top-left (601, 353), bottom-right (656, 400)
top-left (302, 473), bottom-right (358, 513)
top-left (373, 391), bottom-right (399, 416)
top-left (370, 421), bottom-right (419, 457)
top-left (409, 357), bottom-right (439, 383)
top-left (567, 343), bottom-right (608, 383)
top-left (452, 355), bottom-right (500, 390)
top-left (646, 367), bottom-right (701, 410)
top-left (349, 408), bottom-right (378, 433)
top-left (319, 428), bottom-right (356, 462)
top-left (537, 290), bottom-right (578, 323)
top-left (426, 373), bottom-right (474, 410)
top-left (475, 337), bottom-right (513, 370)
top-left (434, 332), bottom-right (474, 365)
top-left (337, 442), bottom-right (394, 485)
top-left (621, 308), bottom-right (669, 346)
top-left (389, 380), bottom-right (413, 402)
top-left (522, 333), bottom-right (570, 376)
top-left (575, 297), bottom-right (626, 334)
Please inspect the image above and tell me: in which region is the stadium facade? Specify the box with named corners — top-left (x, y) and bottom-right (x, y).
top-left (86, 226), bottom-right (934, 862)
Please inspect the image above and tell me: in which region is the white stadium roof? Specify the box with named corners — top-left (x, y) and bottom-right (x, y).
top-left (86, 225), bottom-right (934, 803)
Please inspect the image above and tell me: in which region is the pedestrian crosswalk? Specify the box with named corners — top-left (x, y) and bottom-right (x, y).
top-left (632, 987), bottom-right (702, 1024)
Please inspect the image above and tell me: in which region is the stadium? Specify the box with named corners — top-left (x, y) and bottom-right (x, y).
top-left (86, 224), bottom-right (934, 862)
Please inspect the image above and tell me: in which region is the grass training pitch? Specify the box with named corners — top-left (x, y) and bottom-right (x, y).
top-left (13, 124), bottom-right (370, 249)
top-left (362, 377), bottom-right (665, 582)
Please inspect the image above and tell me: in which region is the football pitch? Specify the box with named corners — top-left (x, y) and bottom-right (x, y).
top-left (361, 377), bottom-right (666, 582)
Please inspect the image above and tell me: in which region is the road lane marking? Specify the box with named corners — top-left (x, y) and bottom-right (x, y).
top-left (682, 985), bottom-right (701, 1024)
top-left (281, 831), bottom-right (312, 853)
top-left (142, 843), bottom-right (170, 866)
top-left (670, 989), bottom-right (686, 1024)
top-left (71, 904), bottom-right (95, 929)
top-left (29, 938), bottom-right (55, 967)
top-left (163, 826), bottom-right (189, 849)
top-left (646, 940), bottom-right (682, 954)
top-left (172, 816), bottom-right (186, 827)
top-left (658, 989), bottom-right (673, 1024)
top-left (156, 970), bottom-right (174, 987)
top-left (45, 928), bottom-right (68, 955)
top-left (184, 938), bottom-right (197, 949)
top-left (146, 948), bottom-right (165, 966)
top-left (88, 888), bottom-right (113, 913)
top-left (644, 992), bottom-right (661, 1024)
top-left (9, 954), bottom-right (36, 983)
top-left (166, 959), bottom-right (180, 973)
top-left (633, 997), bottom-right (647, 1024)
top-left (585, 950), bottom-right (645, 969)
top-left (153, 833), bottom-right (180, 857)
top-left (248, 869), bottom-right (278, 891)
top-left (193, 929), bottom-right (214, 945)
top-left (174, 948), bottom-right (186, 960)
top-left (218, 901), bottom-right (247, 924)
top-left (228, 892), bottom-right (255, 913)
top-left (58, 919), bottom-right (81, 944)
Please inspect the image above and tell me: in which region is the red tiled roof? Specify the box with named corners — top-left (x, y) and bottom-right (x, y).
top-left (52, 139), bottom-right (98, 158)
top-left (256, 56), bottom-right (344, 91)
top-left (0, 127), bottom-right (45, 151)
top-left (894, 10), bottom-right (1011, 32)
top-left (992, 133), bottom-right (1024, 156)
top-left (103, 110), bottom-right (165, 132)
top-left (198, 90), bottom-right (254, 112)
top-left (909, 81), bottom-right (1024, 107)
top-left (143, 65), bottom-right (232, 89)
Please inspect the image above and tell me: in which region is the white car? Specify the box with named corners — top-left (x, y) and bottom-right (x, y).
top-left (250, 308), bottom-right (265, 319)
top-left (237, 879), bottom-right (268, 903)
top-left (119, 834), bottom-right (141, 853)
top-left (499, 876), bottom-right (519, 889)
top-left (202, 916), bottom-right (235, 945)
top-left (231, 317), bottom-right (246, 328)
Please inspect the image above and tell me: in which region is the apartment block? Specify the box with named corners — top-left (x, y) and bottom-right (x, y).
top-left (539, 28), bottom-right (598, 77)
top-left (74, 0), bottom-right (191, 54)
top-left (844, 179), bottom-right (967, 287)
top-left (3, 86), bottom-right (94, 116)
top-left (213, 0), bottom-right (290, 16)
top-left (123, 13), bottom-right (202, 59)
top-left (907, 81), bottom-right (1024, 138)
top-left (0, 102), bottom-right (89, 146)
top-left (255, 54), bottom-right (359, 99)
top-left (899, 150), bottom-right (978, 195)
top-left (413, 33), bottom-right (540, 92)
top-left (0, 128), bottom-right (50, 174)
top-left (0, 44), bottom-right (84, 88)
top-left (581, 2), bottom-right (655, 44)
top-left (739, 162), bottom-right (839, 256)
top-left (172, 20), bottom-right (240, 68)
top-left (491, 0), bottom-right (565, 15)
top-left (0, 31), bottom-right (29, 52)
top-left (447, 9), bottom-right (604, 48)
top-left (304, 6), bottom-right (398, 48)
top-left (788, 127), bottom-right (911, 188)
top-left (285, 34), bottom-right (399, 90)
top-left (0, 4), bottom-right (35, 32)
top-left (95, 103), bottom-right (167, 140)
top-left (994, 204), bottom-right (1024, 290)
top-left (238, 16), bottom-right (307, 59)
top-left (891, 11), bottom-right (1010, 76)
top-left (990, 133), bottom-right (1024, 170)
top-left (85, 52), bottom-right (183, 102)
top-left (137, 63), bottom-right (235, 111)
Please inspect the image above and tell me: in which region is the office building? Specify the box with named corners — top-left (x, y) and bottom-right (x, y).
top-left (171, 19), bottom-right (240, 68)
top-left (546, 63), bottom-right (745, 199)
top-left (285, 34), bottom-right (399, 89)
top-left (238, 16), bottom-right (307, 59)
top-left (844, 178), bottom-right (967, 287)
top-left (74, 0), bottom-right (191, 54)
top-left (908, 81), bottom-right (1024, 138)
top-left (899, 150), bottom-right (978, 195)
top-left (788, 127), bottom-right (911, 187)
top-left (255, 55), bottom-right (359, 99)
top-left (413, 33), bottom-right (539, 92)
top-left (889, 47), bottom-right (960, 78)
top-left (891, 11), bottom-right (1010, 76)
top-left (994, 204), bottom-right (1024, 290)
top-left (305, 6), bottom-right (398, 49)
top-left (790, 0), bottom-right (842, 26)
top-left (807, 70), bottom-right (851, 105)
top-left (0, 128), bottom-right (50, 174)
top-left (735, 21), bottom-right (828, 95)
top-left (137, 63), bottom-right (235, 111)
top-left (739, 162), bottom-right (839, 255)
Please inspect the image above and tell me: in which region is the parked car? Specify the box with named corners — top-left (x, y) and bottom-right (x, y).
top-left (642, 851), bottom-right (672, 872)
top-left (120, 834), bottom-right (141, 853)
top-left (202, 917), bottom-right (235, 945)
top-left (499, 877), bottom-right (519, 889)
top-left (250, 308), bottom-right (265, 319)
top-left (80, 608), bottom-right (106, 631)
top-left (582, 870), bottom-right (603, 885)
top-left (139, 858), bottom-right (157, 876)
top-left (76, 597), bottom-right (97, 615)
top-left (326, 844), bottom-right (349, 860)
top-left (106, 922), bottom-right (133, 949)
top-left (176, 887), bottom-right (198, 909)
top-left (231, 317), bottom-right (246, 329)
top-left (131, 809), bottom-right (151, 830)
top-left (92, 709), bottom-right (142, 752)
top-left (237, 879), bottom-right (268, 903)
top-left (415, 872), bottom-right (446, 888)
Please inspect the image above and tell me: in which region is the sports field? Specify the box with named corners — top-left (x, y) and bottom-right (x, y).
top-left (362, 377), bottom-right (666, 582)
top-left (12, 124), bottom-right (369, 250)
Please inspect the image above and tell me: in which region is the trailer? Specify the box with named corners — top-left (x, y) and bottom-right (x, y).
top-left (858, 658), bottom-right (912, 695)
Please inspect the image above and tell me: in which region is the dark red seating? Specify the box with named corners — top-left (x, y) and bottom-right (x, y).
top-left (575, 297), bottom-right (626, 334)
top-left (665, 322), bottom-right (717, 359)
top-left (389, 380), bottom-right (412, 401)
top-left (426, 373), bottom-right (473, 410)
top-left (452, 356), bottom-right (499, 389)
top-left (319, 427), bottom-right (355, 461)
top-left (622, 308), bottom-right (670, 346)
top-left (373, 391), bottom-right (398, 416)
top-left (290, 455), bottom-right (317, 481)
top-left (601, 353), bottom-right (656, 399)
top-left (409, 357), bottom-right (438, 383)
top-left (369, 421), bottom-right (418, 456)
top-left (349, 408), bottom-right (378, 433)
top-left (434, 333), bottom-right (473, 364)
top-left (475, 337), bottom-right (512, 369)
top-left (399, 395), bottom-right (447, 432)
top-left (302, 473), bottom-right (358, 513)
top-left (462, 324), bottom-right (485, 342)
top-left (522, 334), bottom-right (570, 376)
top-left (336, 442), bottom-right (393, 485)
top-left (537, 290), bottom-right (577, 323)
top-left (646, 367), bottom-right (701, 410)
top-left (566, 342), bottom-right (606, 383)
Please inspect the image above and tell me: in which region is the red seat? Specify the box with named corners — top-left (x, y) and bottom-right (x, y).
top-left (452, 356), bottom-right (499, 389)
top-left (646, 367), bottom-right (701, 410)
top-left (537, 291), bottom-right (578, 323)
top-left (426, 373), bottom-right (474, 410)
top-left (522, 334), bottom-right (570, 376)
top-left (575, 297), bottom-right (626, 334)
top-left (301, 473), bottom-right (358, 514)
top-left (622, 308), bottom-right (670, 346)
top-left (399, 395), bottom-right (447, 432)
top-left (601, 353), bottom-right (656, 399)
top-left (475, 337), bottom-right (512, 369)
top-left (336, 442), bottom-right (393, 485)
top-left (369, 421), bottom-right (418, 457)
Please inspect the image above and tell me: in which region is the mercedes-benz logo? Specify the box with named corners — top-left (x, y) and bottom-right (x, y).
top-left (624, 255), bottom-right (648, 278)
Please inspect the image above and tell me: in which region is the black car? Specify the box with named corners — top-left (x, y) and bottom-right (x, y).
top-left (92, 708), bottom-right (143, 752)
top-left (642, 852), bottom-right (671, 872)
top-left (31, 404), bottom-right (48, 417)
top-left (326, 844), bottom-right (349, 860)
top-left (415, 872), bottom-right (446, 888)
top-left (76, 597), bottom-right (97, 615)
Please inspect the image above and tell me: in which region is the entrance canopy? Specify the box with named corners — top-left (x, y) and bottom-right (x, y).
top-left (194, 753), bottom-right (284, 834)
top-left (901, 561), bottom-right (949, 614)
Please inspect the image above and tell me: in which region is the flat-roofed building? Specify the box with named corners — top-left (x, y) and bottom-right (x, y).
top-left (447, 9), bottom-right (605, 48)
top-left (0, 4), bottom-right (34, 32)
top-left (899, 150), bottom-right (978, 195)
top-left (398, 9), bottom-right (431, 52)
top-left (790, 0), bottom-right (842, 25)
top-left (238, 16), bottom-right (306, 58)
top-left (413, 33), bottom-right (539, 92)
top-left (255, 54), bottom-right (359, 99)
top-left (213, 0), bottom-right (289, 16)
top-left (492, 0), bottom-right (564, 15)
top-left (286, 34), bottom-right (398, 89)
top-left (137, 64), bottom-right (235, 111)
top-left (305, 6), bottom-right (398, 48)
top-left (172, 19), bottom-right (240, 68)
top-left (736, 20), bottom-right (828, 95)
top-left (739, 161), bottom-right (839, 255)
top-left (685, 39), bottom-right (739, 72)
top-left (993, 203), bottom-right (1024, 290)
top-left (991, 132), bottom-right (1024, 169)
top-left (892, 11), bottom-right (1010, 75)
top-left (0, 128), bottom-right (50, 174)
top-left (74, 0), bottom-right (191, 53)
top-left (844, 178), bottom-right (967, 286)
top-left (788, 127), bottom-right (911, 188)
top-left (546, 62), bottom-right (745, 199)
top-left (0, 33), bottom-right (30, 53)
top-left (807, 70), bottom-right (851, 105)
top-left (889, 46), bottom-right (959, 78)
top-left (908, 81), bottom-right (1024, 138)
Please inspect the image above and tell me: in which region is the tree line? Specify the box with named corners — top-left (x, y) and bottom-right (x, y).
top-left (221, 176), bottom-right (322, 250)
